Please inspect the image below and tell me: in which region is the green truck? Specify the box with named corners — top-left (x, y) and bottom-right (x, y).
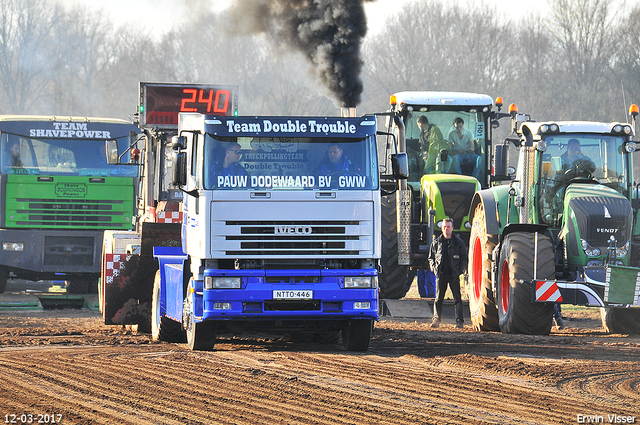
top-left (0, 116), bottom-right (140, 293)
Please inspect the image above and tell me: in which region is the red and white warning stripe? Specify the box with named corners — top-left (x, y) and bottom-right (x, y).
top-left (535, 280), bottom-right (563, 302)
top-left (156, 211), bottom-right (183, 223)
top-left (104, 254), bottom-right (133, 284)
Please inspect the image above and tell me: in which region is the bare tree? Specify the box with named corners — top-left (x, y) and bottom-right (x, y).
top-left (0, 0), bottom-right (62, 114)
top-left (48, 7), bottom-right (119, 116)
top-left (616, 5), bottom-right (640, 113)
top-left (548, 0), bottom-right (621, 120)
top-left (360, 1), bottom-right (513, 115)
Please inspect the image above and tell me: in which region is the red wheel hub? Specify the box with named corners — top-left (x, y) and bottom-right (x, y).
top-left (472, 237), bottom-right (482, 301)
top-left (500, 259), bottom-right (510, 314)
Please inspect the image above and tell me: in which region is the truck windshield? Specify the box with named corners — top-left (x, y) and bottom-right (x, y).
top-left (0, 132), bottom-right (136, 177)
top-left (538, 133), bottom-right (628, 226)
top-left (403, 109), bottom-right (487, 182)
top-left (203, 134), bottom-right (378, 190)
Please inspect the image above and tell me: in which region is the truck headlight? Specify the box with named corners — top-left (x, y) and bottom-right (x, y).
top-left (344, 276), bottom-right (378, 288)
top-left (205, 276), bottom-right (241, 289)
top-left (580, 239), bottom-right (601, 257)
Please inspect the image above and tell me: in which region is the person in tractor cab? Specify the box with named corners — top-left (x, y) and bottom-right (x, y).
top-left (560, 138), bottom-right (596, 180)
top-left (448, 117), bottom-right (482, 178)
top-left (417, 115), bottom-right (457, 174)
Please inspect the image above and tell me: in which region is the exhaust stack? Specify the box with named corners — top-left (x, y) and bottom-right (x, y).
top-left (341, 107), bottom-right (357, 118)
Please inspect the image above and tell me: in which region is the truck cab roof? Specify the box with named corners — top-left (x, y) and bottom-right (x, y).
top-left (391, 91), bottom-right (494, 107)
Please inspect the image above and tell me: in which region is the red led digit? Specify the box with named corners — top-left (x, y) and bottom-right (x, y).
top-left (199, 89), bottom-right (214, 112)
top-left (213, 90), bottom-right (230, 113)
top-left (181, 89), bottom-right (197, 112)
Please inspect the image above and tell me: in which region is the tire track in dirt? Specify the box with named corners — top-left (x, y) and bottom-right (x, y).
top-left (556, 370), bottom-right (640, 410)
top-left (197, 349), bottom-right (586, 424)
top-left (1, 310), bottom-right (638, 425)
top-left (1, 346), bottom-right (432, 424)
top-left (0, 347), bottom-right (312, 425)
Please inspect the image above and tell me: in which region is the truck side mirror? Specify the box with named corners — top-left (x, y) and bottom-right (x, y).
top-left (391, 152), bottom-right (409, 180)
top-left (172, 152), bottom-right (187, 186)
top-left (105, 140), bottom-right (119, 165)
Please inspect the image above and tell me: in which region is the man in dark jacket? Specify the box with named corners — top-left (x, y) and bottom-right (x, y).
top-left (428, 218), bottom-right (467, 329)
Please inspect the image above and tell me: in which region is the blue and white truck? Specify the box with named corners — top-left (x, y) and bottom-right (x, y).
top-left (150, 113), bottom-right (389, 351)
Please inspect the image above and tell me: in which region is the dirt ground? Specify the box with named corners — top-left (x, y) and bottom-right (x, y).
top-left (0, 305), bottom-right (638, 425)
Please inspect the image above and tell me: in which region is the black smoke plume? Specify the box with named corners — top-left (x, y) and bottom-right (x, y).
top-left (227, 0), bottom-right (371, 107)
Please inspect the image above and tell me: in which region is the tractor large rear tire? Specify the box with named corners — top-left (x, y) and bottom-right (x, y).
top-left (151, 271), bottom-right (186, 343)
top-left (601, 307), bottom-right (640, 334)
top-left (379, 194), bottom-right (416, 299)
top-left (497, 233), bottom-right (555, 335)
top-left (467, 203), bottom-right (499, 331)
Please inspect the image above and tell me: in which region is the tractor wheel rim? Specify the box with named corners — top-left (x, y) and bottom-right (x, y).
top-left (500, 259), bottom-right (510, 314)
top-left (472, 237), bottom-right (482, 301)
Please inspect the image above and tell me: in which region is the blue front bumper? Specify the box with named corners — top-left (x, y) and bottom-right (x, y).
top-left (196, 269), bottom-right (379, 321)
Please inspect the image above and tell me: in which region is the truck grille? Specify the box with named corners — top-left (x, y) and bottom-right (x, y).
top-left (224, 220), bottom-right (361, 256)
top-left (16, 198), bottom-right (124, 227)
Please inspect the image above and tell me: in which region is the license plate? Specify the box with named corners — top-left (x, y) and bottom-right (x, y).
top-left (273, 290), bottom-right (313, 300)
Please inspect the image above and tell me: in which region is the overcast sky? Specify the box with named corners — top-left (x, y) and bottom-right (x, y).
top-left (55, 0), bottom-right (554, 40)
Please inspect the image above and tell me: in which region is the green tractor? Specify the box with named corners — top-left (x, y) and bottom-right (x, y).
top-left (468, 104), bottom-right (640, 334)
top-left (377, 91), bottom-right (510, 299)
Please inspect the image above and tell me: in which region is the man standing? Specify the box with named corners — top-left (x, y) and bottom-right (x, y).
top-left (428, 218), bottom-right (467, 329)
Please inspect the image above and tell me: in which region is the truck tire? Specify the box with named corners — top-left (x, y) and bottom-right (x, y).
top-left (151, 271), bottom-right (186, 343)
top-left (379, 194), bottom-right (416, 299)
top-left (467, 203), bottom-right (499, 331)
top-left (0, 266), bottom-right (8, 293)
top-left (496, 233), bottom-right (554, 335)
top-left (342, 319), bottom-right (373, 351)
top-left (184, 292), bottom-right (216, 351)
top-left (601, 307), bottom-right (640, 334)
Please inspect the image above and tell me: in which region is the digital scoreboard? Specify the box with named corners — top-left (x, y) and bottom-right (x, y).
top-left (139, 82), bottom-right (239, 128)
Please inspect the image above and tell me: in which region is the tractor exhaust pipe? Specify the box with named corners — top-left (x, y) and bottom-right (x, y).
top-left (341, 107), bottom-right (357, 118)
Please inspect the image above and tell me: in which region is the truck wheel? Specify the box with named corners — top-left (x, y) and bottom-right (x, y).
top-left (184, 294), bottom-right (216, 351)
top-left (0, 266), bottom-right (8, 293)
top-left (342, 319), bottom-right (373, 351)
top-left (601, 307), bottom-right (640, 334)
top-left (379, 194), bottom-right (416, 299)
top-left (151, 271), bottom-right (186, 342)
top-left (467, 203), bottom-right (499, 331)
top-left (496, 233), bottom-right (555, 335)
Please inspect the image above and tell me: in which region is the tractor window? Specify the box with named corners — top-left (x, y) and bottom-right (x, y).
top-left (538, 134), bottom-right (628, 226)
top-left (403, 110), bottom-right (486, 183)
